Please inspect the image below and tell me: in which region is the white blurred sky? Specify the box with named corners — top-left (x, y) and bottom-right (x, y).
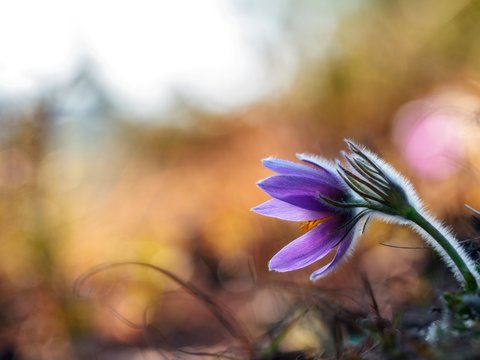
top-left (0, 0), bottom-right (303, 115)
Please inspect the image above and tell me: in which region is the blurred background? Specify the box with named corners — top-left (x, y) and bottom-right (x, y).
top-left (2, 0), bottom-right (480, 358)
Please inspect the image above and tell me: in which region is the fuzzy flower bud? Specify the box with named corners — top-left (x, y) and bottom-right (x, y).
top-left (336, 140), bottom-right (480, 291)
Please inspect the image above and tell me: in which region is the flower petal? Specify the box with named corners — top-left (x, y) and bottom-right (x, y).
top-left (309, 232), bottom-right (354, 280)
top-left (251, 198), bottom-right (330, 221)
top-left (296, 153), bottom-right (334, 172)
top-left (297, 153), bottom-right (345, 188)
top-left (257, 175), bottom-right (342, 210)
top-left (262, 157), bottom-right (326, 179)
top-left (269, 217), bottom-right (344, 272)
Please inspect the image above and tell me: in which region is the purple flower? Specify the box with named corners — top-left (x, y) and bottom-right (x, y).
top-left (252, 154), bottom-right (366, 281)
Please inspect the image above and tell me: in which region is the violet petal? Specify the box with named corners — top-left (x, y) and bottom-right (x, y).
top-left (297, 153), bottom-right (344, 187)
top-left (268, 218), bottom-right (343, 272)
top-left (262, 157), bottom-right (326, 179)
top-left (251, 198), bottom-right (330, 221)
top-left (257, 175), bottom-right (342, 210)
top-left (309, 232), bottom-right (354, 280)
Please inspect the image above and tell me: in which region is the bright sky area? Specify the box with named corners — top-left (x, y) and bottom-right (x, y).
top-left (0, 0), bottom-right (297, 115)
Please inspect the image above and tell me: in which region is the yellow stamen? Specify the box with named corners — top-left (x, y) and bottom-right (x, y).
top-left (299, 217), bottom-right (330, 232)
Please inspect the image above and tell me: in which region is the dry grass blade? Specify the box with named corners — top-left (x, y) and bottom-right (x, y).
top-left (74, 261), bottom-right (253, 357)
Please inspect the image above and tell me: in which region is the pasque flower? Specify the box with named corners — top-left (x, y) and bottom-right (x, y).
top-left (252, 155), bottom-right (367, 281)
top-left (253, 140), bottom-right (480, 291)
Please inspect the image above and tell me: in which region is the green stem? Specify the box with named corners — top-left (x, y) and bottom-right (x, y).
top-left (406, 208), bottom-right (478, 292)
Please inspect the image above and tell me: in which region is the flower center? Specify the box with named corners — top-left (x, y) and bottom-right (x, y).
top-left (299, 218), bottom-right (329, 232)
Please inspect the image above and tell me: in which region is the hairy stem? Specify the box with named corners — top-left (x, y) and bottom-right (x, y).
top-left (406, 208), bottom-right (478, 292)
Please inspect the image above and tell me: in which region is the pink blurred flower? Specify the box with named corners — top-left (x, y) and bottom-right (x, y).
top-left (393, 101), bottom-right (465, 180)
